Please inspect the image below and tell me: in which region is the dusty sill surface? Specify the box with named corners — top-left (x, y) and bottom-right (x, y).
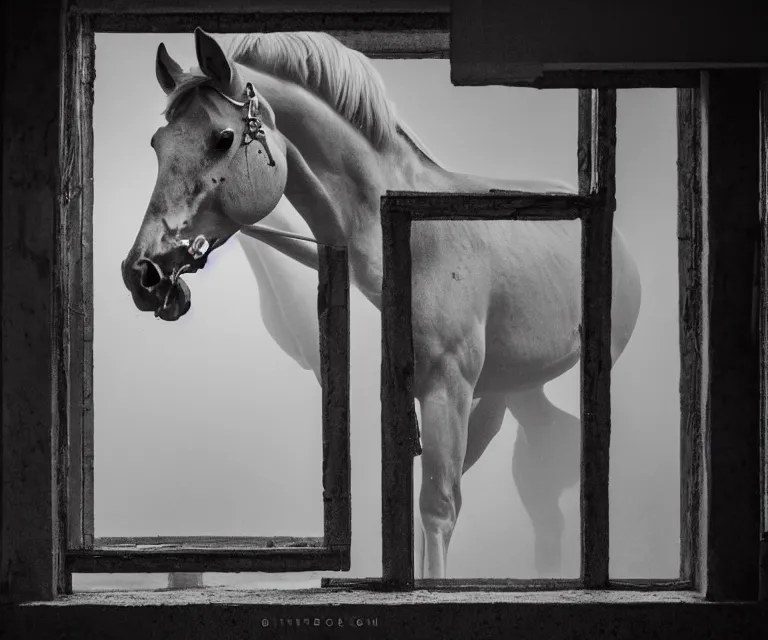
top-left (22, 587), bottom-right (716, 606)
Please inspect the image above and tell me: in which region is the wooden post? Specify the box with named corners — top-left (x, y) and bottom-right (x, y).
top-left (699, 70), bottom-right (761, 601)
top-left (1, 0), bottom-right (67, 601)
top-left (677, 87), bottom-right (703, 589)
top-left (318, 245), bottom-right (351, 561)
top-left (63, 12), bottom-right (96, 557)
top-left (580, 89), bottom-right (616, 589)
top-left (380, 205), bottom-right (416, 589)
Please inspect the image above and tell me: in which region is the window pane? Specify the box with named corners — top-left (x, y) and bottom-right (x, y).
top-left (609, 89), bottom-right (680, 579)
top-left (94, 33), bottom-right (325, 540)
top-left (378, 59), bottom-right (580, 579)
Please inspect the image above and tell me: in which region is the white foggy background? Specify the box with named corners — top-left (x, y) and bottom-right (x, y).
top-left (74, 33), bottom-right (679, 590)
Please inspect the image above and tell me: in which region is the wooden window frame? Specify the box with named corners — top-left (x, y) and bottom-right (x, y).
top-left (57, 12), bottom-right (351, 579)
top-left (2, 1), bottom-right (768, 637)
top-left (376, 89), bottom-right (620, 591)
top-left (66, 245), bottom-right (351, 576)
top-left (325, 88), bottom-right (695, 592)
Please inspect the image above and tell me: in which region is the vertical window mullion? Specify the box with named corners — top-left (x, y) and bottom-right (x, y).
top-left (677, 87), bottom-right (703, 589)
top-left (580, 88), bottom-right (616, 589)
top-left (380, 207), bottom-right (417, 589)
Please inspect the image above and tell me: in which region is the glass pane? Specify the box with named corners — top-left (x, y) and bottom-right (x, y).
top-left (379, 60), bottom-right (581, 579)
top-left (94, 33), bottom-right (324, 542)
top-left (609, 89), bottom-right (680, 579)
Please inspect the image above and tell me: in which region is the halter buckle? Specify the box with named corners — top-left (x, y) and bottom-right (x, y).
top-left (188, 234), bottom-right (209, 259)
top-left (240, 83), bottom-right (276, 167)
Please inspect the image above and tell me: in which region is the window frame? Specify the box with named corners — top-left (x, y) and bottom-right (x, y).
top-left (376, 89), bottom-right (614, 589)
top-left (67, 246), bottom-right (352, 576)
top-left (326, 88), bottom-right (695, 592)
top-left (58, 13), bottom-right (353, 580)
top-left (1, 0), bottom-right (767, 636)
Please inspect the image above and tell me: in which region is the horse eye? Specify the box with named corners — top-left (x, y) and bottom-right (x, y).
top-left (214, 128), bottom-right (235, 151)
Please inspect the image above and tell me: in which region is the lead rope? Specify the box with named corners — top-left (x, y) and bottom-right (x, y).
top-left (239, 224), bottom-right (320, 246)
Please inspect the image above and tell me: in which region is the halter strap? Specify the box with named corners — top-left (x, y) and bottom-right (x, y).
top-left (213, 82), bottom-right (276, 166)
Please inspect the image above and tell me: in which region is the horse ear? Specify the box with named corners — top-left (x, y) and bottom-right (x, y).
top-left (156, 43), bottom-right (183, 95)
top-left (194, 27), bottom-right (233, 88)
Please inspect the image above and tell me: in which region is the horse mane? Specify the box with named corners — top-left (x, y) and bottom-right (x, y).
top-left (227, 32), bottom-right (442, 165)
top-left (162, 32), bottom-right (443, 166)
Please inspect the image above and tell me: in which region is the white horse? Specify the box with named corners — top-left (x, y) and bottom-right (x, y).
top-left (122, 29), bottom-right (642, 579)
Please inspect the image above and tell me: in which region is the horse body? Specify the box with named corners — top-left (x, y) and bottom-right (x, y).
top-left (122, 30), bottom-right (642, 580)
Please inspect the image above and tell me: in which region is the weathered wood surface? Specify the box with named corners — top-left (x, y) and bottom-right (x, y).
top-left (384, 191), bottom-right (594, 220)
top-left (677, 88), bottom-right (703, 588)
top-left (74, 0), bottom-right (449, 13)
top-left (699, 70), bottom-right (761, 601)
top-left (64, 15), bottom-right (96, 555)
top-left (577, 90), bottom-right (594, 196)
top-left (496, 70), bottom-right (700, 90)
top-left (4, 591), bottom-right (768, 640)
top-left (454, 69), bottom-right (701, 90)
top-left (579, 89), bottom-right (616, 589)
top-left (323, 578), bottom-right (583, 592)
top-left (380, 206), bottom-right (418, 589)
top-left (89, 12), bottom-right (449, 37)
top-left (322, 577), bottom-right (692, 592)
top-left (1, 0), bottom-right (67, 602)
top-left (95, 536), bottom-right (324, 548)
top-left (68, 547), bottom-right (343, 573)
top-left (318, 246), bottom-right (351, 558)
top-left (760, 535), bottom-right (768, 602)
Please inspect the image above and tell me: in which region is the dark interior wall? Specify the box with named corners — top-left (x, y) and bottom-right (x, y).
top-left (451, 0), bottom-right (768, 84)
top-left (1, 0), bottom-right (767, 636)
top-left (1, 0), bottom-right (63, 601)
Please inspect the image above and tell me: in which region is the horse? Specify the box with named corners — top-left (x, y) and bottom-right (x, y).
top-left (121, 28), bottom-right (642, 580)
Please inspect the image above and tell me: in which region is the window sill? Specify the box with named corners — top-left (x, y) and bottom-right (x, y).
top-left (3, 588), bottom-right (766, 640)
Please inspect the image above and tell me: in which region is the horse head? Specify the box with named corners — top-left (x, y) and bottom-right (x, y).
top-left (121, 28), bottom-right (288, 321)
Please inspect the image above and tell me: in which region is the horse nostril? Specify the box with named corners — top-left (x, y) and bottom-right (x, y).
top-left (136, 259), bottom-right (163, 289)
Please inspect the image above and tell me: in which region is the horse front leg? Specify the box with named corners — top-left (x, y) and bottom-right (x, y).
top-left (417, 358), bottom-right (476, 579)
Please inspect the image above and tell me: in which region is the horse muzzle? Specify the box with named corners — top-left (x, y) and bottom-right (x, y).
top-left (122, 254), bottom-right (194, 322)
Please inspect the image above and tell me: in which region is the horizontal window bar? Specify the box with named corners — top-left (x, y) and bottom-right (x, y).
top-left (321, 578), bottom-right (693, 592)
top-left (67, 547), bottom-right (346, 573)
top-left (74, 0), bottom-right (449, 14)
top-left (91, 536), bottom-right (324, 549)
top-left (89, 12), bottom-right (449, 34)
top-left (454, 69), bottom-right (701, 89)
top-left (383, 191), bottom-right (598, 220)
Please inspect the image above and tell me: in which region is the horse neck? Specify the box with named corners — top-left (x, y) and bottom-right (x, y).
top-left (245, 68), bottom-right (442, 299)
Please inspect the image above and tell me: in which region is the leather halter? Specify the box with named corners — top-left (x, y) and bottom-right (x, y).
top-left (157, 81), bottom-right (314, 316)
top-left (214, 81), bottom-right (276, 166)
top-left (180, 82), bottom-right (284, 261)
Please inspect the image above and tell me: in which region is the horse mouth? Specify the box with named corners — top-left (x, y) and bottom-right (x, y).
top-left (135, 246), bottom-right (211, 322)
top-left (126, 234), bottom-right (232, 321)
top-left (153, 277), bottom-right (192, 322)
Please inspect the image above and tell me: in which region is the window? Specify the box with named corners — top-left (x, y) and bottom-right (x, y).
top-left (2, 1), bottom-right (767, 637)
